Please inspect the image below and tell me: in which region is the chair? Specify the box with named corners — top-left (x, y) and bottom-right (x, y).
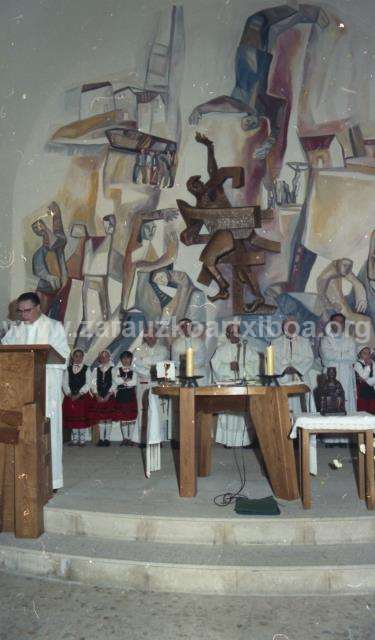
top-left (291, 412), bottom-right (375, 510)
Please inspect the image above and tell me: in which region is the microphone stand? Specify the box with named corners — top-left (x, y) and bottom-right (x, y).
top-left (240, 339), bottom-right (248, 384)
top-left (234, 341), bottom-right (240, 382)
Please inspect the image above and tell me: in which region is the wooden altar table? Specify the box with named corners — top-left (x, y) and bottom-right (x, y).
top-left (153, 383), bottom-right (309, 499)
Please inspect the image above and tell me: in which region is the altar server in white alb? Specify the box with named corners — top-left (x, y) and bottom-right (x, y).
top-left (273, 316), bottom-right (316, 414)
top-left (171, 318), bottom-right (208, 384)
top-left (2, 292), bottom-right (70, 490)
top-left (133, 331), bottom-right (169, 444)
top-left (210, 323), bottom-right (259, 447)
top-left (133, 331), bottom-right (170, 476)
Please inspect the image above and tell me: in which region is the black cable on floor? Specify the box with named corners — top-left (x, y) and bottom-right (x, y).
top-left (213, 400), bottom-right (250, 507)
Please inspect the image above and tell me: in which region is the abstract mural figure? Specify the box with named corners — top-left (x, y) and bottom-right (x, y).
top-left (354, 231), bottom-right (375, 337)
top-left (31, 202), bottom-right (68, 313)
top-left (287, 162), bottom-right (309, 204)
top-left (47, 222), bottom-right (89, 323)
top-left (134, 267), bottom-right (206, 324)
top-left (105, 128), bottom-right (177, 188)
top-left (121, 209), bottom-right (178, 313)
top-left (267, 161), bottom-right (309, 208)
top-left (82, 214), bottom-right (116, 322)
top-left (316, 258), bottom-right (370, 334)
top-left (189, 4), bottom-right (328, 159)
top-left (177, 133), bottom-right (280, 313)
top-left (65, 223), bottom-right (89, 281)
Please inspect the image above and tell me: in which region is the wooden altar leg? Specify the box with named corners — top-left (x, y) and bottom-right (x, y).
top-left (198, 404), bottom-right (217, 477)
top-left (357, 433), bottom-right (365, 501)
top-left (15, 403), bottom-right (44, 538)
top-left (250, 387), bottom-right (299, 500)
top-left (300, 429), bottom-right (312, 509)
top-left (179, 387), bottom-right (196, 497)
top-left (365, 431), bottom-right (375, 510)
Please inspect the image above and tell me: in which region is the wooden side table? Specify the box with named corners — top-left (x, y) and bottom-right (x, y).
top-left (292, 413), bottom-right (375, 510)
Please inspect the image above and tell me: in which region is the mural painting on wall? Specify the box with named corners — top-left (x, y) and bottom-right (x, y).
top-left (22, 2), bottom-right (375, 356)
top-left (23, 5), bottom-right (187, 360)
top-left (177, 132), bottom-right (280, 314)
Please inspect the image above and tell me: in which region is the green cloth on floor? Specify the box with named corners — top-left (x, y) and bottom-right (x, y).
top-left (235, 495), bottom-right (280, 516)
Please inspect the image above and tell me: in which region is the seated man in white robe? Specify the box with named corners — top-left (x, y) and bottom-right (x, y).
top-left (211, 323), bottom-right (259, 447)
top-left (319, 312), bottom-right (357, 445)
top-left (273, 316), bottom-right (316, 415)
top-left (273, 316), bottom-right (319, 473)
top-left (171, 317), bottom-right (208, 384)
top-left (2, 291), bottom-right (70, 490)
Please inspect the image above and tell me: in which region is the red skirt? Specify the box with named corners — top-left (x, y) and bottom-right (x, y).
top-left (114, 387), bottom-right (138, 422)
top-left (357, 396), bottom-right (375, 414)
top-left (114, 398), bottom-right (138, 422)
top-left (63, 393), bottom-right (91, 429)
top-left (87, 395), bottom-right (118, 423)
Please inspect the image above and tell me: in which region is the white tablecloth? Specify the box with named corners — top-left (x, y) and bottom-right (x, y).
top-left (290, 412), bottom-right (375, 475)
top-left (290, 412), bottom-right (375, 439)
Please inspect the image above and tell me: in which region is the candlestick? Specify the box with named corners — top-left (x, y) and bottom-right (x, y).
top-left (185, 347), bottom-right (194, 377)
top-left (265, 344), bottom-right (275, 376)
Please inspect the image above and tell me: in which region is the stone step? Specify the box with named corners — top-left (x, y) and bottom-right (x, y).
top-left (1, 532), bottom-right (375, 595)
top-left (44, 507), bottom-right (375, 546)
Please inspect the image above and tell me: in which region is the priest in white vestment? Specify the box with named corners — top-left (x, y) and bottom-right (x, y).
top-left (319, 312), bottom-right (357, 444)
top-left (211, 323), bottom-right (259, 447)
top-left (2, 292), bottom-right (70, 489)
top-left (273, 317), bottom-right (317, 415)
top-left (171, 318), bottom-right (208, 384)
top-left (273, 317), bottom-right (319, 472)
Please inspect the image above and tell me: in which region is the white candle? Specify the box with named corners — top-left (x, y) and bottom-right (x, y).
top-left (265, 344), bottom-right (274, 376)
top-left (186, 347), bottom-right (194, 377)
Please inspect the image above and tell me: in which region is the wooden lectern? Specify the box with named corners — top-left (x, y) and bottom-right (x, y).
top-left (0, 345), bottom-right (64, 538)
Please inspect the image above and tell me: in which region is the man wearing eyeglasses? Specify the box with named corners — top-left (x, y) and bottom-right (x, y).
top-left (2, 291), bottom-right (70, 491)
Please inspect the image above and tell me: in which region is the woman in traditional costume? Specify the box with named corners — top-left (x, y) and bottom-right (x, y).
top-left (114, 351), bottom-right (138, 445)
top-left (90, 350), bottom-right (117, 447)
top-left (62, 349), bottom-right (92, 446)
top-left (355, 346), bottom-right (375, 414)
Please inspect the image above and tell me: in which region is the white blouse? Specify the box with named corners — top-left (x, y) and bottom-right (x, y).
top-left (62, 364), bottom-right (92, 396)
top-left (113, 365), bottom-right (138, 389)
top-left (90, 364), bottom-right (117, 395)
top-left (354, 360), bottom-right (375, 387)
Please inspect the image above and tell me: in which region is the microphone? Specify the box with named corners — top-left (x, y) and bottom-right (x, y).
top-left (242, 339), bottom-right (248, 381)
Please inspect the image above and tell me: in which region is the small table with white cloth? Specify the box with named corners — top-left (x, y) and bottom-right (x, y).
top-left (290, 412), bottom-right (375, 510)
